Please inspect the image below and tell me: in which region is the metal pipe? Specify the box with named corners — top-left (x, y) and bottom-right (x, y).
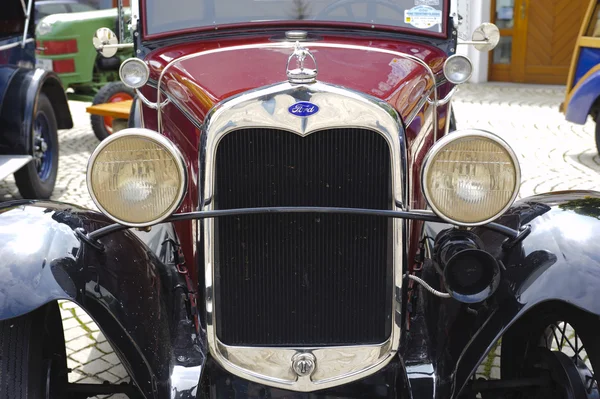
top-left (87, 207), bottom-right (520, 241)
top-left (458, 40), bottom-right (489, 45)
top-left (0, 38), bottom-right (34, 52)
top-left (22, 0), bottom-right (33, 47)
top-left (100, 43), bottom-right (134, 50)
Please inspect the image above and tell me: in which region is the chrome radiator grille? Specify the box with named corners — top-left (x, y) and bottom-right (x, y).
top-left (214, 128), bottom-right (392, 346)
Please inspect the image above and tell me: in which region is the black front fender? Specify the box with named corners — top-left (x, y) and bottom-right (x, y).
top-left (0, 201), bottom-right (203, 399)
top-left (450, 190), bottom-right (600, 396)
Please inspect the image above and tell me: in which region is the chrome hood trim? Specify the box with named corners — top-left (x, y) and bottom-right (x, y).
top-left (201, 81), bottom-right (406, 392)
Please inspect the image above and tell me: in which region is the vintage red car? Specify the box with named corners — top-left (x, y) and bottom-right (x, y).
top-left (1, 1), bottom-right (600, 398)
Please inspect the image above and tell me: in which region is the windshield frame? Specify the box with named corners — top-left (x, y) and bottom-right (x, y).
top-left (139, 0), bottom-right (451, 41)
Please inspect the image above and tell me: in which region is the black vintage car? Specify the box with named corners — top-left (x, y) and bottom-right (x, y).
top-left (0, 0), bottom-right (73, 199)
top-left (0, 1), bottom-right (599, 398)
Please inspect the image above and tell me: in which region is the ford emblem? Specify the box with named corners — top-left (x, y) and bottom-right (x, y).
top-left (288, 101), bottom-right (319, 117)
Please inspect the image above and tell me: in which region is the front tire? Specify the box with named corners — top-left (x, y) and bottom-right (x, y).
top-left (91, 82), bottom-right (135, 141)
top-left (14, 93), bottom-right (59, 199)
top-left (0, 303), bottom-right (68, 398)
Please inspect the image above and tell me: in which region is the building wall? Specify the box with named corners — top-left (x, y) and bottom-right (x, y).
top-left (452, 0), bottom-right (492, 83)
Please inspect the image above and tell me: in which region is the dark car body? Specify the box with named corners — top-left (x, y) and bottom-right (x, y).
top-left (0, 0), bottom-right (72, 198)
top-left (0, 1), bottom-right (599, 398)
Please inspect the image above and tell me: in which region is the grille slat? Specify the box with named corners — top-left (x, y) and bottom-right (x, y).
top-left (215, 128), bottom-right (392, 346)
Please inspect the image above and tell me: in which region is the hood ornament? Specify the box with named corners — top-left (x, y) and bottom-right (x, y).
top-left (286, 41), bottom-right (318, 84)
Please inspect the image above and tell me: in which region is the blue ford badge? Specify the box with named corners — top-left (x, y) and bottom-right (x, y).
top-left (288, 101), bottom-right (319, 117)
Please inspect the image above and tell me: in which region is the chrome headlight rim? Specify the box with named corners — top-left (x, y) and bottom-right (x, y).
top-left (119, 57), bottom-right (150, 89)
top-left (86, 128), bottom-right (187, 227)
top-left (443, 54), bottom-right (473, 85)
top-left (421, 129), bottom-right (521, 227)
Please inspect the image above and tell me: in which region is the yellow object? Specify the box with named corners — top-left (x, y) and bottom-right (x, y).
top-left (86, 100), bottom-right (132, 120)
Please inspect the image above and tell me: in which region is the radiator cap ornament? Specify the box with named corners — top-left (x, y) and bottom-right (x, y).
top-left (286, 41), bottom-right (318, 84)
top-left (292, 353), bottom-right (316, 377)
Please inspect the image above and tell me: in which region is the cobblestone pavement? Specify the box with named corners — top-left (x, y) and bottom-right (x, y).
top-left (0, 83), bottom-right (596, 395)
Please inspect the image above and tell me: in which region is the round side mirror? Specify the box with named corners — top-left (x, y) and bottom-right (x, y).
top-left (472, 23), bottom-right (501, 52)
top-left (93, 27), bottom-right (119, 58)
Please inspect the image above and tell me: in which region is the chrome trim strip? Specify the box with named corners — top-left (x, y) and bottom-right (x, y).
top-left (154, 41), bottom-right (438, 140)
top-left (201, 81), bottom-right (406, 392)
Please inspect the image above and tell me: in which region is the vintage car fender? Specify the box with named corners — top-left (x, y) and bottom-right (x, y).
top-left (439, 190), bottom-right (600, 397)
top-left (564, 65), bottom-right (600, 124)
top-left (0, 67), bottom-right (73, 154)
top-left (0, 200), bottom-right (203, 399)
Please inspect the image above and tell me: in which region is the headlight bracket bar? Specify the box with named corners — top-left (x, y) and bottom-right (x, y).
top-left (80, 206), bottom-right (525, 252)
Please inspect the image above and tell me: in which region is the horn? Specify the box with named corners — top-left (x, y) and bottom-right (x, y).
top-left (434, 229), bottom-right (501, 304)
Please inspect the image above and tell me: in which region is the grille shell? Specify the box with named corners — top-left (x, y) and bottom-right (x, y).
top-left (214, 128), bottom-right (393, 346)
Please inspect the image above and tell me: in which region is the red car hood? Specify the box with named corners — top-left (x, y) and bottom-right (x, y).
top-left (145, 34), bottom-right (447, 122)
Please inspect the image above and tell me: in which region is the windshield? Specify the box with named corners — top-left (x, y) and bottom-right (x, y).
top-left (143, 0), bottom-right (449, 38)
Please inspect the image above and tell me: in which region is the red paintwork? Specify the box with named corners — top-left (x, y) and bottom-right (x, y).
top-left (140, 0), bottom-right (450, 41)
top-left (139, 32), bottom-right (454, 282)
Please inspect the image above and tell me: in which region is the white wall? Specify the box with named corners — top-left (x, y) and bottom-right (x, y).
top-left (451, 0), bottom-right (492, 83)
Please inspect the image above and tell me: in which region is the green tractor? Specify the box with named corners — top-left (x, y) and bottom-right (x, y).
top-left (35, 8), bottom-right (134, 140)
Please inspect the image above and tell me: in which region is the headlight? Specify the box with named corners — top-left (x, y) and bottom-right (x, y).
top-left (37, 20), bottom-right (53, 36)
top-left (87, 128), bottom-right (186, 227)
top-left (422, 130), bottom-right (520, 226)
top-left (119, 58), bottom-right (149, 89)
top-left (443, 55), bottom-right (473, 84)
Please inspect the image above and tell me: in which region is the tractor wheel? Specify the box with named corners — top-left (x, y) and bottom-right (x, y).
top-left (90, 82), bottom-right (134, 141)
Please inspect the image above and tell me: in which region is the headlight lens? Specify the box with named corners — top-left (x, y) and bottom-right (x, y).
top-left (87, 129), bottom-right (186, 227)
top-left (119, 58), bottom-right (149, 89)
top-left (443, 55), bottom-right (473, 84)
top-left (37, 20), bottom-right (53, 36)
top-left (422, 130), bottom-right (520, 226)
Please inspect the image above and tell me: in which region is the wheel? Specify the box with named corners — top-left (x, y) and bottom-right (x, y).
top-left (14, 93), bottom-right (59, 199)
top-left (90, 82), bottom-right (135, 141)
top-left (501, 303), bottom-right (600, 398)
top-left (0, 303), bottom-right (68, 398)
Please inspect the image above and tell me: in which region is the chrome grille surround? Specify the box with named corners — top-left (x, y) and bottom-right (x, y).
top-left (199, 80), bottom-right (408, 392)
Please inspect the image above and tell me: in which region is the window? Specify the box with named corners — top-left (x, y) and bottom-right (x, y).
top-left (69, 3), bottom-right (97, 12)
top-left (586, 4), bottom-right (600, 37)
top-left (37, 3), bottom-right (69, 20)
top-left (0, 2), bottom-right (25, 38)
top-left (144, 0), bottom-right (448, 37)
